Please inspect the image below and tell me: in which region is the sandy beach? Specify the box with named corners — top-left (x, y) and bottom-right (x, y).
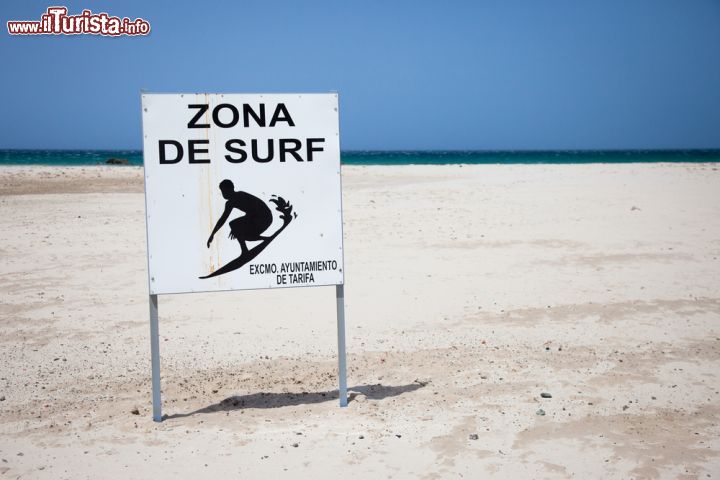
top-left (1, 163), bottom-right (719, 479)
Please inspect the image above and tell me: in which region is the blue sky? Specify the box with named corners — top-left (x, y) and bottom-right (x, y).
top-left (1, 0), bottom-right (719, 150)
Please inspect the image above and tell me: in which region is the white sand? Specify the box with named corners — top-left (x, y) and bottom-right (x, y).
top-left (1, 163), bottom-right (719, 479)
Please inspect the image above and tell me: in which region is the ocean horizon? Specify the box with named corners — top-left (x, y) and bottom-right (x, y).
top-left (0, 149), bottom-right (719, 166)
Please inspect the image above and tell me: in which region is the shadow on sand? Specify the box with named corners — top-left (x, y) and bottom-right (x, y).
top-left (165, 382), bottom-right (427, 420)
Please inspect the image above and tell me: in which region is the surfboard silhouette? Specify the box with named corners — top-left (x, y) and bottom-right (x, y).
top-left (200, 189), bottom-right (296, 280)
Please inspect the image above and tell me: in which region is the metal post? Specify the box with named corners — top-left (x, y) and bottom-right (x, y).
top-left (149, 294), bottom-right (162, 421)
top-left (335, 284), bottom-right (348, 407)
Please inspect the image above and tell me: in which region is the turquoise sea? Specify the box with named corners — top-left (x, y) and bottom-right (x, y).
top-left (0, 149), bottom-right (719, 166)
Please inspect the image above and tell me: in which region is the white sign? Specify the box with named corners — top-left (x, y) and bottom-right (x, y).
top-left (141, 93), bottom-right (344, 295)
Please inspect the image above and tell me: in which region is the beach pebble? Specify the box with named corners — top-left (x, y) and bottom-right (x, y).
top-left (469, 434), bottom-right (479, 440)
top-left (130, 407), bottom-right (140, 415)
top-left (536, 409), bottom-right (546, 416)
top-left (291, 443), bottom-right (299, 448)
top-left (0, 396), bottom-right (5, 401)
top-left (541, 392), bottom-right (552, 398)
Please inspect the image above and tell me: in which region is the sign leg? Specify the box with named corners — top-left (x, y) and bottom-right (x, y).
top-left (149, 294), bottom-right (162, 421)
top-left (335, 284), bottom-right (348, 407)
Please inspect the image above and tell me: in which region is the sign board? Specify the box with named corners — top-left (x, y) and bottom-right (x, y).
top-left (141, 93), bottom-right (344, 295)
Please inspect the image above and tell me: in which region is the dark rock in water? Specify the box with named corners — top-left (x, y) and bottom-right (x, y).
top-left (541, 392), bottom-right (552, 398)
top-left (105, 158), bottom-right (129, 165)
top-left (469, 434), bottom-right (479, 440)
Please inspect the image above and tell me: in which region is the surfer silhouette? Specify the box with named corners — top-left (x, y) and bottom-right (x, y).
top-left (207, 179), bottom-right (273, 254)
top-left (200, 179), bottom-right (295, 279)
